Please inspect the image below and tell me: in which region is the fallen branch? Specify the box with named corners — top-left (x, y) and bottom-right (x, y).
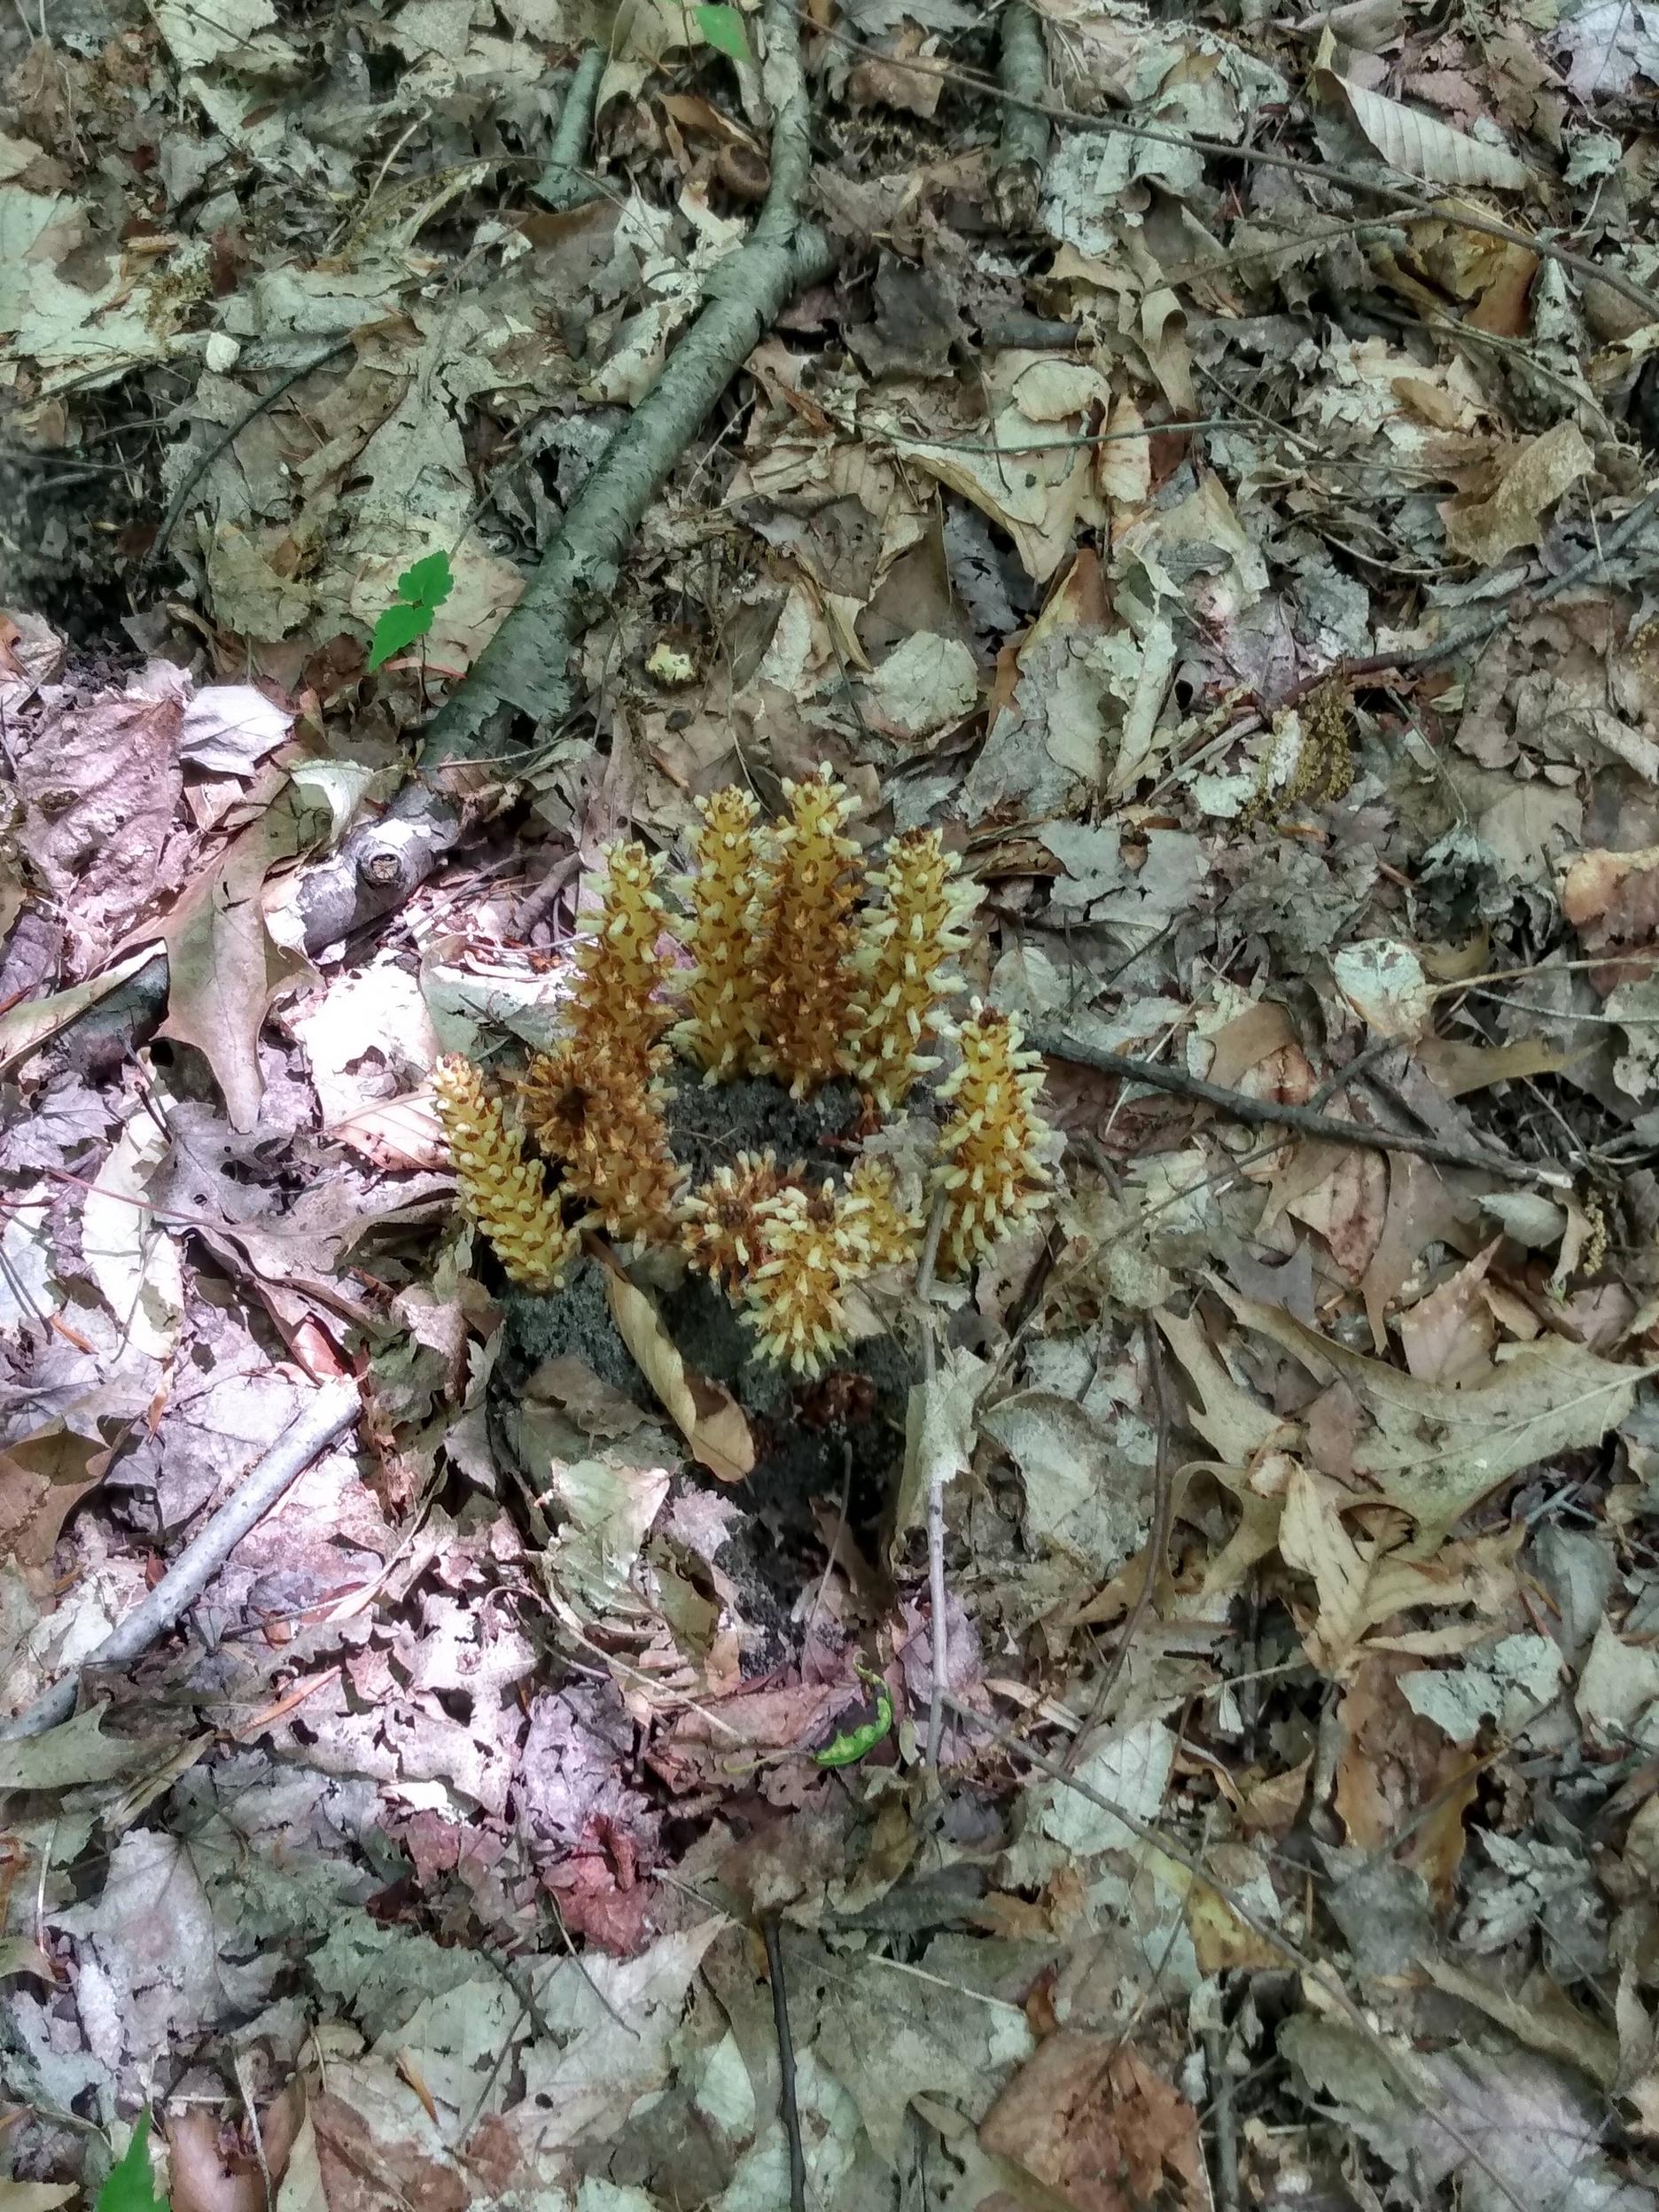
top-left (1032, 1031), bottom-right (1570, 1188)
top-left (422, 0), bottom-right (831, 763)
top-left (261, 0), bottom-right (831, 972)
top-left (0, 1382), bottom-right (360, 1742)
top-left (993, 1), bottom-right (1050, 230)
top-left (535, 46), bottom-right (607, 209)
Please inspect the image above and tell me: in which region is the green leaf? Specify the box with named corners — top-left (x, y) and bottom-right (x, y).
top-left (694, 4), bottom-right (751, 61)
top-left (396, 549), bottom-right (453, 611)
top-left (366, 597), bottom-right (435, 673)
top-left (96, 2115), bottom-right (167, 2212)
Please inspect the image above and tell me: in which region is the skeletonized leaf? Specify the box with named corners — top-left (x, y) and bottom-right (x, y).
top-left (1315, 70), bottom-right (1534, 191)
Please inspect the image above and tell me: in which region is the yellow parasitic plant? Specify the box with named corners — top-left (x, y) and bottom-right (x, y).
top-left (439, 786), bottom-right (1057, 1373)
top-left (433, 1055), bottom-right (580, 1292)
top-left (743, 1179), bottom-right (867, 1377)
top-left (519, 1035), bottom-right (683, 1243)
top-left (567, 838), bottom-right (674, 1077)
top-left (681, 1148), bottom-right (795, 1292)
top-left (752, 767), bottom-right (863, 1096)
top-left (851, 829), bottom-right (980, 1113)
top-left (672, 786), bottom-right (767, 1081)
top-left (931, 1004), bottom-right (1051, 1276)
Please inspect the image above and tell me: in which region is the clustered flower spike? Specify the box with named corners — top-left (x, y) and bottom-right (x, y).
top-left (437, 784), bottom-right (1059, 1372)
top-left (851, 829), bottom-right (981, 1112)
top-left (744, 1181), bottom-right (859, 1376)
top-left (433, 1055), bottom-right (579, 1291)
top-left (672, 787), bottom-right (767, 1081)
top-left (520, 1038), bottom-right (683, 1243)
top-left (931, 1004), bottom-right (1052, 1276)
top-left (682, 1149), bottom-right (794, 1292)
top-left (569, 839), bottom-right (674, 1075)
top-left (753, 767), bottom-right (863, 1097)
top-left (839, 1156), bottom-right (923, 1270)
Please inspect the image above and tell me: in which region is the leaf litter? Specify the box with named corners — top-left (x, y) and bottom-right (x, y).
top-left (4, 0), bottom-right (1659, 2202)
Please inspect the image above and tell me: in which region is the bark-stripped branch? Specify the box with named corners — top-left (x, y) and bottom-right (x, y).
top-left (994, 0), bottom-right (1050, 230)
top-left (534, 46), bottom-right (607, 210)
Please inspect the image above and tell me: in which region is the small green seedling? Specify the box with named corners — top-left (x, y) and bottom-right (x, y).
top-left (96, 2114), bottom-right (168, 2212)
top-left (814, 1655), bottom-right (893, 1768)
top-left (366, 549), bottom-right (454, 674)
top-left (694, 4), bottom-right (752, 62)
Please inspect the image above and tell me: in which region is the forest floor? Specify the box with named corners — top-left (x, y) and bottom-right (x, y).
top-left (4, 0), bottom-right (1659, 2204)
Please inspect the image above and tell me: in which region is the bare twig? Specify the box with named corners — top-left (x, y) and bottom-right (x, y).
top-left (916, 1187), bottom-right (952, 1773)
top-left (1204, 2026), bottom-right (1241, 2212)
top-left (941, 1690), bottom-right (1535, 2212)
top-left (1031, 1031), bottom-right (1571, 1188)
top-left (0, 1383), bottom-right (361, 1741)
top-left (1071, 1316), bottom-right (1175, 1755)
top-left (761, 1914), bottom-right (808, 2212)
top-left (422, 0), bottom-right (831, 762)
top-left (150, 339), bottom-right (356, 564)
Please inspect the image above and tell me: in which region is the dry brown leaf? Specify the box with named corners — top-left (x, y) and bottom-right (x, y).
top-left (1314, 69), bottom-right (1534, 189)
top-left (980, 2034), bottom-right (1207, 2212)
top-left (1397, 1240), bottom-right (1500, 1383)
top-left (1215, 1281), bottom-right (1640, 1537)
top-left (0, 1421), bottom-right (116, 1583)
top-left (602, 1268), bottom-right (754, 1484)
top-left (1441, 421), bottom-right (1595, 565)
top-left (160, 794), bottom-right (313, 1131)
top-left (847, 24), bottom-right (946, 116)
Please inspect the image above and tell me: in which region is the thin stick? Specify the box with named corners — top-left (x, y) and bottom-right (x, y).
top-left (1030, 1031), bottom-right (1569, 1188)
top-left (1071, 1317), bottom-right (1174, 1754)
top-left (916, 1188), bottom-right (952, 1772)
top-left (150, 339), bottom-right (356, 562)
top-left (939, 1690), bottom-right (1534, 2212)
top-left (761, 1914), bottom-right (807, 2212)
top-left (796, 5), bottom-right (1659, 334)
top-left (0, 1383), bottom-right (360, 1741)
top-left (1204, 2027), bottom-right (1241, 2212)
